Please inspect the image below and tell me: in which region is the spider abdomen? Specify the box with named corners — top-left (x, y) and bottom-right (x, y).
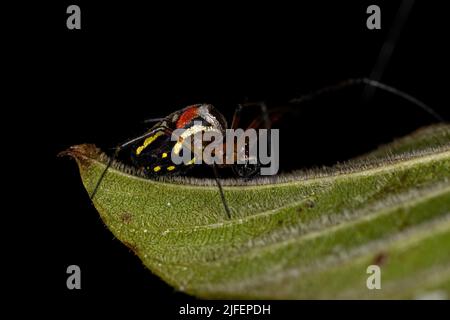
top-left (131, 104), bottom-right (228, 176)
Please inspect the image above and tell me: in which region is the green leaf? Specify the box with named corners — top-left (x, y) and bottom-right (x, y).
top-left (62, 124), bottom-right (450, 299)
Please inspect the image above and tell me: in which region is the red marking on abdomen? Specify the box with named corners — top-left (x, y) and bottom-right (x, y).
top-left (176, 106), bottom-right (199, 128)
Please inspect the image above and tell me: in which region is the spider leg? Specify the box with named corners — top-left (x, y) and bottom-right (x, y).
top-left (246, 109), bottom-right (286, 129)
top-left (169, 131), bottom-right (232, 219)
top-left (212, 163), bottom-right (231, 219)
top-left (231, 101), bottom-right (271, 129)
top-left (289, 78), bottom-right (445, 122)
top-left (229, 102), bottom-right (278, 180)
top-left (90, 127), bottom-right (172, 200)
top-left (142, 117), bottom-right (165, 124)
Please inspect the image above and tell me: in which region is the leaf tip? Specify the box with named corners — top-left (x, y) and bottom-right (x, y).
top-left (58, 144), bottom-right (102, 169)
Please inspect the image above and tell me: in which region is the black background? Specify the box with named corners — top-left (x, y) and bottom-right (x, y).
top-left (18, 0), bottom-right (450, 312)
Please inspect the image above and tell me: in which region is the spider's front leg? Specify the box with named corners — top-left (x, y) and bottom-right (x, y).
top-left (230, 101), bottom-right (280, 179)
top-left (231, 101), bottom-right (271, 129)
top-left (229, 101), bottom-right (277, 179)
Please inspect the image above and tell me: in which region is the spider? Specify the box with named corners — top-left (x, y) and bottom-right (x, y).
top-left (90, 78), bottom-right (444, 218)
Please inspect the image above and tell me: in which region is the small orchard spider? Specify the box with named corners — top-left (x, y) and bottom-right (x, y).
top-left (90, 78), bottom-right (443, 218)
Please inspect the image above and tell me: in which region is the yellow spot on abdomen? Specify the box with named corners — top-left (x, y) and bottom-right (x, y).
top-left (162, 152), bottom-right (168, 158)
top-left (153, 166), bottom-right (161, 172)
top-left (167, 166), bottom-right (176, 171)
top-left (185, 157), bottom-right (196, 165)
top-left (136, 131), bottom-right (164, 155)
